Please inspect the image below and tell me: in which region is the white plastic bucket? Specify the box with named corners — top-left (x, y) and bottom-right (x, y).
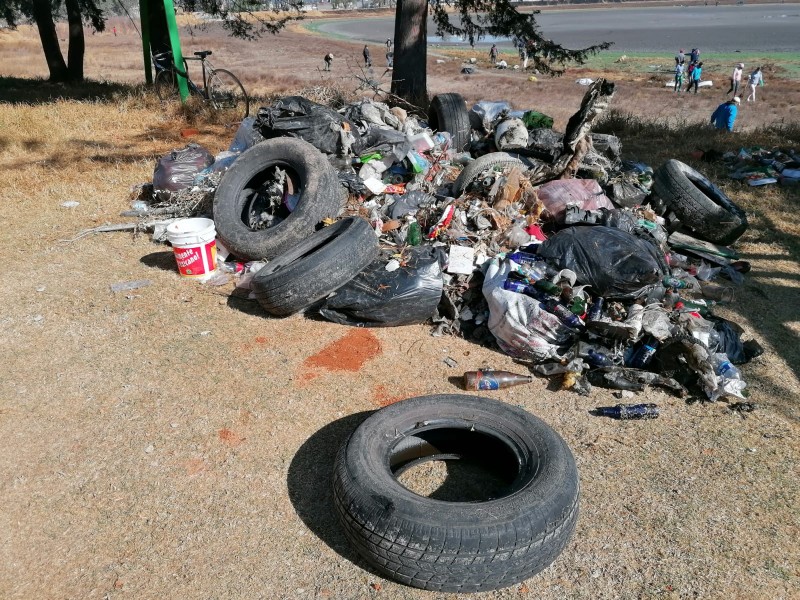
top-left (166, 218), bottom-right (217, 279)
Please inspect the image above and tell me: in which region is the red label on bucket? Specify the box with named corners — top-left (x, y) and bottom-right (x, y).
top-left (173, 240), bottom-right (216, 277)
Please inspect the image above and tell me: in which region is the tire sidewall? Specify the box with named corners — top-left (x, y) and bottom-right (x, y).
top-left (339, 395), bottom-right (578, 529)
top-left (213, 138), bottom-right (340, 260)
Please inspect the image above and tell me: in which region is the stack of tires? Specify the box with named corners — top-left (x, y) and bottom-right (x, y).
top-left (212, 137), bottom-right (379, 316)
top-left (212, 94), bottom-right (478, 318)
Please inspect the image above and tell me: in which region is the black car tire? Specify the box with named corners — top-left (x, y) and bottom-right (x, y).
top-left (213, 138), bottom-right (343, 260)
top-left (333, 394), bottom-right (580, 592)
top-left (250, 217), bottom-right (378, 317)
top-left (428, 93), bottom-right (471, 152)
top-left (652, 159), bottom-right (748, 245)
top-left (452, 152), bottom-right (538, 196)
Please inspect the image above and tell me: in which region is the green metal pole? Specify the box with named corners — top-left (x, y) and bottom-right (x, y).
top-left (162, 0), bottom-right (189, 102)
top-left (140, 0), bottom-right (152, 84)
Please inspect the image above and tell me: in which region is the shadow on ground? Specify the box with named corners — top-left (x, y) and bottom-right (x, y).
top-left (0, 76), bottom-right (144, 104)
top-left (287, 410), bottom-right (382, 572)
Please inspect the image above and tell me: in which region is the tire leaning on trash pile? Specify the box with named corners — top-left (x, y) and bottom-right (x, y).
top-left (652, 159), bottom-right (748, 246)
top-left (250, 216), bottom-right (379, 317)
top-left (333, 394), bottom-right (580, 593)
top-left (452, 152), bottom-right (541, 196)
top-left (427, 93), bottom-right (472, 153)
top-left (213, 137), bottom-right (344, 261)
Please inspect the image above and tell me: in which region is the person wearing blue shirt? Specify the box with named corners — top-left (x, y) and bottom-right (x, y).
top-left (686, 61), bottom-right (703, 94)
top-left (711, 97), bottom-right (739, 131)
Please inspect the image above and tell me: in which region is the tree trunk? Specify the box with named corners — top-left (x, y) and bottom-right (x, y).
top-left (31, 0), bottom-right (69, 82)
top-left (65, 0), bottom-right (85, 82)
top-left (390, 0), bottom-right (428, 109)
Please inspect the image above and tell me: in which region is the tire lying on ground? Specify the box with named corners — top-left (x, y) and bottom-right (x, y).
top-left (333, 394), bottom-right (579, 593)
top-left (213, 137), bottom-right (343, 261)
top-left (652, 159), bottom-right (748, 246)
top-left (452, 152), bottom-right (542, 197)
top-left (250, 217), bottom-right (378, 317)
top-left (428, 93), bottom-right (471, 153)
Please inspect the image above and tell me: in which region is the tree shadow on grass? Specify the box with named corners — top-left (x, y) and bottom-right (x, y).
top-left (287, 410), bottom-right (384, 574)
top-left (0, 76), bottom-right (144, 105)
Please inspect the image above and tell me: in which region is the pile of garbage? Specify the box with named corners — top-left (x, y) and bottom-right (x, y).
top-left (722, 146), bottom-right (800, 187)
top-left (129, 78), bottom-right (763, 403)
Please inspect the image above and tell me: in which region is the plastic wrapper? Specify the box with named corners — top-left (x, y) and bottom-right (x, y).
top-left (152, 144), bottom-right (214, 193)
top-left (318, 247), bottom-right (444, 327)
top-left (521, 110), bottom-right (554, 130)
top-left (610, 181), bottom-right (648, 208)
top-left (537, 226), bottom-right (668, 299)
top-left (228, 117), bottom-right (265, 153)
top-left (536, 179), bottom-right (615, 223)
top-left (470, 101), bottom-right (512, 133)
top-left (255, 96), bottom-right (363, 156)
top-left (482, 259), bottom-right (576, 362)
top-left (387, 190), bottom-right (435, 220)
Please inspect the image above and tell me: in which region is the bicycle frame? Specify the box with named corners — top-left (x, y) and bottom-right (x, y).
top-left (152, 52), bottom-right (210, 98)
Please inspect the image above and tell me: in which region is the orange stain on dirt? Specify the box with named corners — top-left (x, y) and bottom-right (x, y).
top-left (183, 458), bottom-right (207, 476)
top-left (255, 336), bottom-right (268, 345)
top-left (218, 428), bottom-right (245, 447)
top-left (372, 384), bottom-right (406, 408)
top-left (303, 329), bottom-right (382, 373)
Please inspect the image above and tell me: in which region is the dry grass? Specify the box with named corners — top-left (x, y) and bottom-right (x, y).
top-left (1, 18), bottom-right (800, 600)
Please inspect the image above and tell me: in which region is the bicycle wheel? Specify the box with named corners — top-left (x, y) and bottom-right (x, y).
top-left (208, 68), bottom-right (249, 119)
top-left (154, 69), bottom-right (179, 104)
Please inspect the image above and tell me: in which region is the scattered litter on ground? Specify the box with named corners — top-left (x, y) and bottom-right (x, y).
top-left (109, 279), bottom-right (152, 293)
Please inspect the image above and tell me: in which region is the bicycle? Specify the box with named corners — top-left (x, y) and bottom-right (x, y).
top-left (153, 50), bottom-right (249, 119)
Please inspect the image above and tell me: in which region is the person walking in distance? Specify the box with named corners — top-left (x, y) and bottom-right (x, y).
top-left (727, 63), bottom-right (744, 97)
top-left (323, 52), bottom-right (333, 71)
top-left (675, 48), bottom-right (686, 66)
top-left (363, 45), bottom-right (372, 68)
top-left (686, 61), bottom-right (703, 94)
top-left (690, 47), bottom-right (700, 64)
top-left (746, 66), bottom-right (763, 101)
top-left (112, 26), bottom-right (117, 36)
top-left (519, 44), bottom-right (529, 70)
top-left (710, 96), bottom-right (740, 131)
top-left (674, 61), bottom-right (685, 92)
top-left (489, 44), bottom-right (498, 65)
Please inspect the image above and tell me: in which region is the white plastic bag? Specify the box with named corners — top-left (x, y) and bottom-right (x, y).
top-left (482, 259), bottom-right (575, 362)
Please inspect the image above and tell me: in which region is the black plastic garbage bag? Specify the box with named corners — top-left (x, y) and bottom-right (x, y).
top-left (256, 96), bottom-right (363, 156)
top-left (387, 190), bottom-right (435, 220)
top-left (318, 246), bottom-right (445, 327)
top-left (712, 318), bottom-right (765, 364)
top-left (228, 116), bottom-right (265, 153)
top-left (538, 226), bottom-right (668, 299)
top-left (152, 143), bottom-right (214, 193)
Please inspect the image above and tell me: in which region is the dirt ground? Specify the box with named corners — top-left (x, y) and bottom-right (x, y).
top-left (1, 17), bottom-right (800, 600)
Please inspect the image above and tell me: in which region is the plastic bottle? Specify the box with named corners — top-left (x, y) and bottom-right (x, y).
top-left (675, 299), bottom-right (715, 317)
top-left (503, 278), bottom-right (549, 301)
top-left (595, 403), bottom-right (660, 420)
top-left (533, 279), bottom-right (562, 296)
top-left (507, 250), bottom-right (545, 265)
top-left (587, 297), bottom-right (604, 322)
top-left (624, 302), bottom-right (645, 339)
top-left (542, 299), bottom-right (585, 329)
top-left (663, 276), bottom-right (691, 289)
top-left (709, 353), bottom-right (742, 380)
top-left (626, 335), bottom-right (660, 368)
top-left (406, 218), bottom-right (422, 246)
top-left (585, 348), bottom-right (614, 368)
top-left (463, 370), bottom-right (534, 390)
